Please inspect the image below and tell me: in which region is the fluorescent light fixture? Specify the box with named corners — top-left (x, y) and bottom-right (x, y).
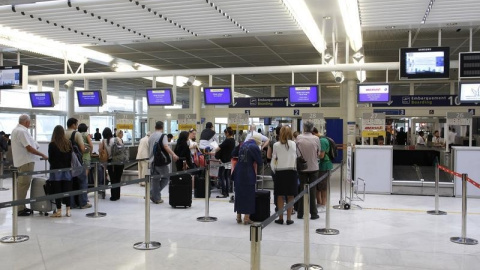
top-left (282, 0), bottom-right (326, 53)
top-left (338, 0), bottom-right (363, 51)
top-left (353, 57), bottom-right (366, 83)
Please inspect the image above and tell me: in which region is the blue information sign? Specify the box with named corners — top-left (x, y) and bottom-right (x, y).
top-left (230, 97), bottom-right (319, 108)
top-left (372, 95), bottom-right (478, 107)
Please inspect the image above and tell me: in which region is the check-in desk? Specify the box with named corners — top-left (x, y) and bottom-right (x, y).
top-left (391, 145), bottom-right (453, 196)
top-left (452, 146), bottom-right (480, 198)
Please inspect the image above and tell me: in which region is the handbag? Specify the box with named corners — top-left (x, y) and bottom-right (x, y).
top-left (71, 151), bottom-right (84, 177)
top-left (99, 140), bottom-right (108, 162)
top-left (296, 146), bottom-right (308, 171)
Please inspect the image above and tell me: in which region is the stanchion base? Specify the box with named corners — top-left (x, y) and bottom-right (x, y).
top-left (0, 235), bottom-right (29, 243)
top-left (316, 228), bottom-right (340, 235)
top-left (86, 212), bottom-right (107, 218)
top-left (197, 216), bottom-right (218, 222)
top-left (427, 210), bottom-right (447, 215)
top-left (0, 187), bottom-right (9, 191)
top-left (133, 241), bottom-right (161, 250)
top-left (450, 237), bottom-right (478, 245)
top-left (291, 263), bottom-right (323, 270)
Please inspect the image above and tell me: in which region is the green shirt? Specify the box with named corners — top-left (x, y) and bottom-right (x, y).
top-left (319, 137), bottom-right (333, 171)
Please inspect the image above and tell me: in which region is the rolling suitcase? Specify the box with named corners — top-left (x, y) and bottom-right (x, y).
top-left (194, 175), bottom-right (211, 198)
top-left (169, 174), bottom-right (192, 208)
top-left (30, 177), bottom-right (55, 216)
top-left (250, 190), bottom-right (270, 222)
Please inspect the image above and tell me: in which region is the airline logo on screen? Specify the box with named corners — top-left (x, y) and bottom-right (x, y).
top-left (83, 91), bottom-right (95, 96)
top-left (152, 90), bottom-right (165, 93)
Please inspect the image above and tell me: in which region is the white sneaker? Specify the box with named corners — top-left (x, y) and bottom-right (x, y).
top-left (318, 205), bottom-right (326, 213)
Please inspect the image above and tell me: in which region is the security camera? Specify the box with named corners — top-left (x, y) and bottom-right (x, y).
top-left (64, 80), bottom-right (74, 89)
top-left (334, 72), bottom-right (344, 83)
top-left (186, 76), bottom-right (196, 86)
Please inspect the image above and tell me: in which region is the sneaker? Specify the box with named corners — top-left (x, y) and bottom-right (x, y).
top-left (150, 198), bottom-right (164, 204)
top-left (311, 214), bottom-right (320, 220)
top-left (318, 205), bottom-right (326, 213)
top-left (80, 203), bottom-right (92, 209)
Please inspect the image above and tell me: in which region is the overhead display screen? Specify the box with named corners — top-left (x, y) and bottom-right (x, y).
top-left (0, 66), bottom-right (22, 89)
top-left (146, 88), bottom-right (173, 106)
top-left (77, 90), bottom-right (103, 107)
top-left (288, 85), bottom-right (319, 104)
top-left (204, 87), bottom-right (232, 105)
top-left (29, 91), bottom-right (54, 107)
top-left (459, 82), bottom-right (480, 103)
top-left (400, 47), bottom-right (450, 79)
top-left (357, 84), bottom-right (390, 103)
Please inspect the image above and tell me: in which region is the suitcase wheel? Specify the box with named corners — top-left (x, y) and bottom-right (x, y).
top-left (344, 203), bottom-right (351, 210)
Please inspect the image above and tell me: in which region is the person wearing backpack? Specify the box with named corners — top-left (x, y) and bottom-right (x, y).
top-left (65, 118), bottom-right (91, 209)
top-left (312, 127), bottom-right (333, 213)
top-left (148, 121), bottom-right (179, 204)
top-left (98, 127), bottom-right (124, 201)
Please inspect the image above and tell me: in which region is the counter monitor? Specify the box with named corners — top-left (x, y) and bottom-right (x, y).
top-left (357, 84), bottom-right (390, 103)
top-left (77, 90), bottom-right (103, 107)
top-left (288, 85), bottom-right (319, 104)
top-left (399, 47), bottom-right (450, 80)
top-left (29, 91), bottom-right (54, 107)
top-left (146, 88), bottom-right (174, 106)
top-left (204, 87), bottom-right (232, 105)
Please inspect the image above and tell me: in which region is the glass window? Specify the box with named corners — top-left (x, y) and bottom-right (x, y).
top-left (90, 116), bottom-right (113, 135)
top-left (0, 113), bottom-right (21, 134)
top-left (414, 83), bottom-right (450, 95)
top-left (36, 115), bottom-right (64, 142)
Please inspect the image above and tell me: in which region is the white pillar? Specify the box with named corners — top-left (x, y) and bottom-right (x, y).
top-left (347, 80), bottom-right (357, 146)
top-left (67, 82), bottom-right (75, 119)
top-left (193, 85), bottom-right (201, 124)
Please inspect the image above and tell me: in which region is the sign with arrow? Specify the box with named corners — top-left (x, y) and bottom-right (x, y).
top-left (229, 97), bottom-right (318, 108)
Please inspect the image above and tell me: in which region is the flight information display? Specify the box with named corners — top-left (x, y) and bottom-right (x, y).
top-left (204, 87), bottom-right (232, 105)
top-left (146, 88), bottom-right (173, 106)
top-left (358, 84), bottom-right (390, 103)
top-left (29, 92), bottom-right (54, 107)
top-left (288, 85), bottom-right (318, 104)
top-left (77, 90), bottom-right (103, 107)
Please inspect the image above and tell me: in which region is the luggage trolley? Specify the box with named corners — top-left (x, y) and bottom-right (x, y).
top-left (344, 177), bottom-right (366, 210)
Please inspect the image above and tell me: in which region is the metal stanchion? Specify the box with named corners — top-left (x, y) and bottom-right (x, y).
top-left (134, 175), bottom-right (161, 250)
top-left (250, 224), bottom-right (262, 270)
top-left (1, 169), bottom-right (29, 243)
top-left (291, 184), bottom-right (322, 270)
top-left (333, 161), bottom-right (344, 210)
top-left (197, 156), bottom-right (217, 222)
top-left (427, 164), bottom-right (446, 215)
top-left (317, 172), bottom-right (340, 235)
top-left (450, 174), bottom-right (478, 245)
top-left (0, 152), bottom-right (9, 191)
top-left (86, 162), bottom-right (106, 218)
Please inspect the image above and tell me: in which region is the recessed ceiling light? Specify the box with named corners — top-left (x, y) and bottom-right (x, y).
top-left (274, 31), bottom-right (283, 35)
top-left (446, 22), bottom-right (457, 26)
top-left (323, 16), bottom-right (331, 20)
top-left (223, 34), bottom-right (231, 37)
top-left (385, 26), bottom-right (396, 29)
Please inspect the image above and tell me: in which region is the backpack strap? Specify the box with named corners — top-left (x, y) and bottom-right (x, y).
top-left (70, 131), bottom-right (77, 146)
top-left (158, 134), bottom-right (166, 150)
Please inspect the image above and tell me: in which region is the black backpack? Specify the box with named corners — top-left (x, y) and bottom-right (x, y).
top-left (322, 136), bottom-right (337, 161)
top-left (70, 131), bottom-right (83, 165)
top-left (153, 134), bottom-right (171, 166)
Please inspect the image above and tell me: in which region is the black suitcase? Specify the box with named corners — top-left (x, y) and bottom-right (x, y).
top-left (169, 174), bottom-right (192, 208)
top-left (194, 175), bottom-right (211, 198)
top-left (30, 177), bottom-right (55, 216)
top-left (250, 190), bottom-right (271, 222)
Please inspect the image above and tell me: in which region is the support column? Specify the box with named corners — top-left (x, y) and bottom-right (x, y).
top-left (193, 85), bottom-right (201, 124)
top-left (67, 82), bottom-right (75, 119)
top-left (346, 80), bottom-right (356, 146)
top-left (271, 85), bottom-right (275, 97)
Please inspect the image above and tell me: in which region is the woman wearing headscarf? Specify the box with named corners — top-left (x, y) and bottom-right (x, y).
top-left (174, 131), bottom-right (194, 171)
top-left (231, 133), bottom-right (263, 224)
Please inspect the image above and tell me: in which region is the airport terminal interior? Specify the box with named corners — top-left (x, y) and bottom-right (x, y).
top-left (1, 0), bottom-right (480, 269)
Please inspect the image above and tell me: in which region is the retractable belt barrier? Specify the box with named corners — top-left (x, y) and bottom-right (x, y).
top-left (250, 163), bottom-right (342, 270)
top-left (438, 165), bottom-right (480, 190)
top-left (0, 161), bottom-right (204, 209)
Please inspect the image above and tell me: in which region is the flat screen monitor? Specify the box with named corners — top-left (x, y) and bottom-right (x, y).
top-left (29, 91), bottom-right (54, 107)
top-left (146, 88), bottom-right (173, 106)
top-left (0, 65), bottom-right (26, 89)
top-left (203, 87), bottom-right (232, 105)
top-left (459, 82), bottom-right (480, 103)
top-left (77, 90), bottom-right (103, 107)
top-left (399, 47), bottom-right (450, 80)
top-left (357, 84), bottom-right (390, 103)
top-left (288, 85), bottom-right (319, 104)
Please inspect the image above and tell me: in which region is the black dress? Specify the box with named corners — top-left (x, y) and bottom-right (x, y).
top-left (174, 142), bottom-right (193, 171)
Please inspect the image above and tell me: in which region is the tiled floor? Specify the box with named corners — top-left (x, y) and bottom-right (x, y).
top-left (1, 169), bottom-right (480, 270)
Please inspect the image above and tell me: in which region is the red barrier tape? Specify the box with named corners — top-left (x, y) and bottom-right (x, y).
top-left (438, 165), bottom-right (480, 189)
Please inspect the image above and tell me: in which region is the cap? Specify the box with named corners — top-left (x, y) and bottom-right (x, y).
top-left (252, 133), bottom-right (262, 146)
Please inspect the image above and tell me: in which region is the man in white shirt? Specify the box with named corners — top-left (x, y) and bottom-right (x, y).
top-left (11, 114), bottom-right (48, 216)
top-left (245, 124), bottom-right (270, 149)
top-left (137, 132), bottom-right (151, 186)
top-left (432, 130), bottom-right (444, 146)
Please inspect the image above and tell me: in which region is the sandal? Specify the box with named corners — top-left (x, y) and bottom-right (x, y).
top-left (243, 219), bottom-right (254, 225)
top-left (51, 210), bottom-right (61, 218)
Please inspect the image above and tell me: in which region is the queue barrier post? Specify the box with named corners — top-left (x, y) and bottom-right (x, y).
top-left (1, 168), bottom-right (29, 243)
top-left (450, 173), bottom-right (478, 245)
top-left (86, 162), bottom-right (106, 218)
top-left (250, 224), bottom-right (262, 270)
top-left (427, 164), bottom-right (446, 215)
top-left (316, 171), bottom-right (340, 236)
top-left (133, 175), bottom-right (161, 250)
top-left (197, 154), bottom-right (217, 222)
top-left (0, 152), bottom-right (9, 191)
top-left (291, 184), bottom-right (323, 270)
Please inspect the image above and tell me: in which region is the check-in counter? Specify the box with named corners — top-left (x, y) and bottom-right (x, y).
top-left (391, 145), bottom-right (453, 196)
top-left (452, 146), bottom-right (480, 198)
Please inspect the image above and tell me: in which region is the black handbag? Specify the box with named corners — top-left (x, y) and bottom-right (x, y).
top-left (296, 147), bottom-right (308, 171)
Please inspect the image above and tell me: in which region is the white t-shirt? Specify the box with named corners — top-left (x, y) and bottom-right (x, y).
top-left (11, 124), bottom-right (40, 167)
top-left (245, 131), bottom-right (268, 143)
top-left (416, 136), bottom-right (425, 145)
top-left (270, 140), bottom-right (297, 173)
top-left (188, 139), bottom-right (198, 155)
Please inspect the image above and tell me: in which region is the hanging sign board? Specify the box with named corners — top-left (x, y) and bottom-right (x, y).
top-left (178, 114), bottom-right (197, 131)
top-left (72, 114), bottom-right (90, 129)
top-left (228, 113), bottom-right (249, 130)
top-left (301, 113), bottom-right (325, 129)
top-left (361, 112), bottom-right (385, 137)
top-left (115, 113), bottom-right (134, 130)
top-left (446, 112), bottom-right (473, 125)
